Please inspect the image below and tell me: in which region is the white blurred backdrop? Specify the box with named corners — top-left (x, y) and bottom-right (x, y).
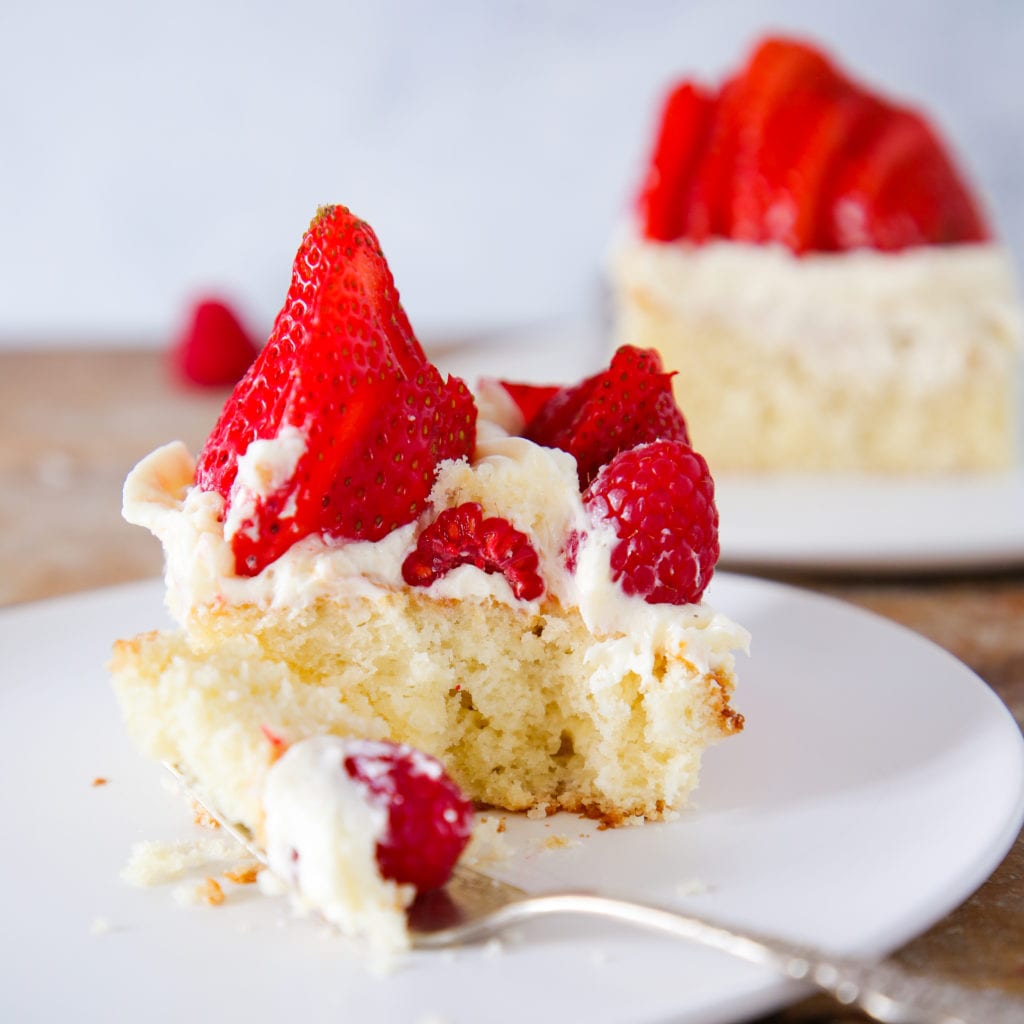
top-left (1, 0), bottom-right (1021, 347)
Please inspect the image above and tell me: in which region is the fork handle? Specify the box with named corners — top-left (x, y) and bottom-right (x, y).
top-left (439, 893), bottom-right (1021, 1024)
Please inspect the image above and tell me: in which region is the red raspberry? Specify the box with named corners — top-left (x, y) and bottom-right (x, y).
top-left (171, 298), bottom-right (260, 388)
top-left (344, 740), bottom-right (474, 892)
top-left (583, 440), bottom-right (719, 605)
top-left (402, 502), bottom-right (545, 601)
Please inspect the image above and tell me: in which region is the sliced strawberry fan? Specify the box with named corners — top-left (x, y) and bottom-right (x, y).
top-left (638, 35), bottom-right (990, 254)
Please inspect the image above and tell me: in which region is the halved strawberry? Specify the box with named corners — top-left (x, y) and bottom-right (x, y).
top-left (514, 346), bottom-right (689, 488)
top-left (639, 81), bottom-right (717, 242)
top-left (195, 205), bottom-right (477, 577)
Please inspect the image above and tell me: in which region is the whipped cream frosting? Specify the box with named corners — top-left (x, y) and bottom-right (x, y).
top-left (224, 425), bottom-right (306, 542)
top-left (612, 231), bottom-right (1022, 395)
top-left (262, 735), bottom-right (412, 951)
top-left (123, 418), bottom-right (749, 679)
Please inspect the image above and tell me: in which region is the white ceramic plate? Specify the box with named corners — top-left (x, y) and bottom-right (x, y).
top-left (714, 470), bottom-right (1024, 573)
top-left (2, 575), bottom-right (1021, 1024)
top-left (434, 326), bottom-right (1024, 573)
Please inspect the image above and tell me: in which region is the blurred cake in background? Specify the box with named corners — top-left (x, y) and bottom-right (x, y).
top-left (610, 36), bottom-right (1022, 473)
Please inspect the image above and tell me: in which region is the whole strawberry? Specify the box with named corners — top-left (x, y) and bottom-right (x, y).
top-left (501, 346), bottom-right (689, 489)
top-left (194, 206), bottom-right (477, 576)
top-left (583, 439), bottom-right (719, 605)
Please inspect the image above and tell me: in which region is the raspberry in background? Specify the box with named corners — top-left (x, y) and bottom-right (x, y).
top-left (171, 298), bottom-right (260, 388)
top-left (583, 439), bottom-right (719, 606)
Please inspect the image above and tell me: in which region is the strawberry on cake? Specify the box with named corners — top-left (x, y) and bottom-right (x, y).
top-left (111, 205), bottom-right (747, 934)
top-left (611, 36), bottom-right (1022, 472)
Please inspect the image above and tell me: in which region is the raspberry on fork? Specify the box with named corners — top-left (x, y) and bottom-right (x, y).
top-left (344, 740), bottom-right (474, 893)
top-left (262, 735), bottom-right (474, 949)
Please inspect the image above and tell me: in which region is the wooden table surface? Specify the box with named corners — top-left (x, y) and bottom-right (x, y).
top-left (2, 348), bottom-right (1022, 1022)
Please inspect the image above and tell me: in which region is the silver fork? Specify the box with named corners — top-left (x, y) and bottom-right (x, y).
top-left (167, 764), bottom-right (1021, 1024)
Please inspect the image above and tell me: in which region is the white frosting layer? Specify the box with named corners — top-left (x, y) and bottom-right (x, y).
top-left (263, 735), bottom-right (412, 951)
top-left (123, 421), bottom-right (749, 674)
top-left (612, 232), bottom-right (1022, 394)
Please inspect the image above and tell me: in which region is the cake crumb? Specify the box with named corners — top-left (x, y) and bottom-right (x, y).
top-left (192, 802), bottom-right (221, 830)
top-left (173, 876), bottom-right (226, 907)
top-left (90, 916), bottom-right (114, 935)
top-left (496, 817), bottom-right (507, 834)
top-left (173, 882), bottom-right (201, 906)
top-left (462, 817), bottom-right (511, 867)
top-left (481, 938), bottom-right (504, 958)
top-left (224, 863), bottom-right (261, 885)
top-left (91, 777), bottom-right (108, 787)
top-left (122, 836), bottom-right (244, 886)
top-left (202, 878), bottom-right (225, 905)
top-left (543, 834), bottom-right (578, 851)
top-left (675, 878), bottom-right (710, 897)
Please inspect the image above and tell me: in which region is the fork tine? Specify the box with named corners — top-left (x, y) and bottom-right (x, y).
top-left (165, 762), bottom-right (267, 864)
top-left (409, 866), bottom-right (528, 936)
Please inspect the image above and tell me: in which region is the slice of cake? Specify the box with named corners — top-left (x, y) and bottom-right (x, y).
top-left (611, 35), bottom-right (1021, 472)
top-left (111, 206), bottom-right (747, 905)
